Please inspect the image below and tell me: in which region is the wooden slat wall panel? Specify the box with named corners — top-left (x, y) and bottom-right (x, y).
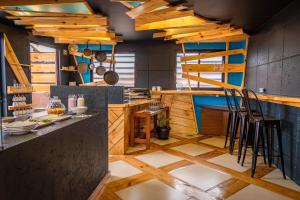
top-left (161, 94), bottom-right (198, 136)
top-left (31, 63), bottom-right (56, 72)
top-left (31, 74), bottom-right (56, 83)
top-left (30, 52), bottom-right (56, 62)
top-left (32, 84), bottom-right (52, 92)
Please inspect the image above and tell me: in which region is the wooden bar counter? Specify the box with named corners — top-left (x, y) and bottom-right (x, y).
top-left (108, 100), bottom-right (152, 155)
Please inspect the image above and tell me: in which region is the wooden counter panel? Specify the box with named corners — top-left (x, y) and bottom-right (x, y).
top-left (161, 94), bottom-right (198, 136)
top-left (153, 90), bottom-right (300, 108)
top-left (201, 107), bottom-right (228, 136)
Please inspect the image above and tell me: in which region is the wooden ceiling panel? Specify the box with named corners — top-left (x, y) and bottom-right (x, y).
top-left (126, 0), bottom-right (168, 19)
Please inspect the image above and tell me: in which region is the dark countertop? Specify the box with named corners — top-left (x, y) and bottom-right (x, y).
top-left (1, 114), bottom-right (94, 151)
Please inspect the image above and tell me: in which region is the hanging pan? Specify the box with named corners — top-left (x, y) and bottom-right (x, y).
top-left (83, 42), bottom-right (92, 57)
top-left (95, 43), bottom-right (107, 62)
top-left (104, 46), bottom-right (118, 85)
top-left (77, 54), bottom-right (88, 73)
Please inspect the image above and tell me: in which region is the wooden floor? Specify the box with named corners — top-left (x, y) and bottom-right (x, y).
top-left (93, 134), bottom-right (300, 200)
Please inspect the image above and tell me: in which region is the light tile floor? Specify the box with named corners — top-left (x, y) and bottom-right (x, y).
top-left (226, 184), bottom-right (292, 200)
top-left (102, 134), bottom-right (299, 200)
top-left (171, 143), bottom-right (213, 156)
top-left (199, 137), bottom-right (226, 148)
top-left (135, 150), bottom-right (183, 168)
top-left (262, 169), bottom-right (300, 192)
top-left (169, 164), bottom-right (232, 191)
top-left (116, 179), bottom-right (189, 200)
top-left (207, 153), bottom-right (251, 172)
top-left (109, 160), bottom-right (142, 182)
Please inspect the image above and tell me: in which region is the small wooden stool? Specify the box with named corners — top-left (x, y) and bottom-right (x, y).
top-left (130, 107), bottom-right (169, 150)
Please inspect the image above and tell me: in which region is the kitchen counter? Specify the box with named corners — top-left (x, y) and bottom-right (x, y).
top-left (1, 115), bottom-right (93, 150)
top-left (0, 112), bottom-right (108, 200)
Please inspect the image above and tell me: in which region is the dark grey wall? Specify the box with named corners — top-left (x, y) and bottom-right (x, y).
top-left (0, 21), bottom-right (70, 115)
top-left (117, 40), bottom-right (177, 90)
top-left (246, 0), bottom-right (300, 97)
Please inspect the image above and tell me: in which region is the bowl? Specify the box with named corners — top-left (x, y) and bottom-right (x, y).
top-left (71, 107), bottom-right (88, 115)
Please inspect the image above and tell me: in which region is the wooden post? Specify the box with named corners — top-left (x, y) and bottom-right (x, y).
top-left (181, 43), bottom-right (191, 90)
top-left (225, 39), bottom-right (229, 84)
top-left (241, 36), bottom-right (249, 89)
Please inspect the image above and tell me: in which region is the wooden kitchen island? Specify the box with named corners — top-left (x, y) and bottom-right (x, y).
top-left (108, 100), bottom-right (152, 155)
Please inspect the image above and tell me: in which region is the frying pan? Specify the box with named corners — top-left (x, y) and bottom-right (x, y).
top-left (95, 65), bottom-right (106, 75)
top-left (77, 55), bottom-right (88, 73)
top-left (68, 44), bottom-right (78, 54)
top-left (95, 44), bottom-right (107, 62)
top-left (104, 59), bottom-right (118, 85)
top-left (83, 42), bottom-right (92, 57)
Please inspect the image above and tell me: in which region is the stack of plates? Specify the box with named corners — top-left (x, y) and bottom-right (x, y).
top-left (3, 121), bottom-right (37, 135)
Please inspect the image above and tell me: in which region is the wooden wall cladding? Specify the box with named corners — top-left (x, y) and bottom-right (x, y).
top-left (161, 94), bottom-right (198, 136)
top-left (108, 107), bottom-right (128, 155)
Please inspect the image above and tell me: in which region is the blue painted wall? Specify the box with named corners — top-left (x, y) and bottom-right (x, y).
top-left (75, 44), bottom-right (113, 83)
top-left (185, 40), bottom-right (245, 133)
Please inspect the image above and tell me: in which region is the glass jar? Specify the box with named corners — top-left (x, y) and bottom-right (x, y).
top-left (47, 96), bottom-right (66, 115)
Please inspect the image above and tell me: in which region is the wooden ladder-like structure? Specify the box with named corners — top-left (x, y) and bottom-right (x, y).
top-left (3, 33), bottom-right (30, 85)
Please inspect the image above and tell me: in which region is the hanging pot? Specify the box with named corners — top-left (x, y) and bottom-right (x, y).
top-left (104, 61), bottom-right (118, 85)
top-left (95, 65), bottom-right (106, 75)
top-left (88, 58), bottom-right (95, 70)
top-left (95, 44), bottom-right (107, 62)
top-left (68, 44), bottom-right (78, 54)
top-left (83, 42), bottom-right (92, 57)
top-left (78, 62), bottom-right (88, 73)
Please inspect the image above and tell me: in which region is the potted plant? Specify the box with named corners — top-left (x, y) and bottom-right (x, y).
top-left (156, 115), bottom-right (170, 140)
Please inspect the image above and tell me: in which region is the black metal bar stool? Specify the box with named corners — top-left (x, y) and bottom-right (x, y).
top-left (229, 89), bottom-right (248, 162)
top-left (241, 89), bottom-right (286, 178)
top-left (224, 88), bottom-right (238, 153)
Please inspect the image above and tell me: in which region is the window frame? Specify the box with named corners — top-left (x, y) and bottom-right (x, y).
top-left (176, 50), bottom-right (225, 91)
top-left (28, 41), bottom-right (59, 92)
top-left (92, 51), bottom-right (136, 88)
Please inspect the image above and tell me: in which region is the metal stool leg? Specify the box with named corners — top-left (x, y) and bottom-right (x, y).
top-left (276, 122), bottom-right (286, 179)
top-left (251, 122), bottom-right (261, 177)
top-left (224, 112), bottom-right (232, 148)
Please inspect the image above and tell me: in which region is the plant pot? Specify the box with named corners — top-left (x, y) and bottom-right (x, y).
top-left (156, 126), bottom-right (170, 140)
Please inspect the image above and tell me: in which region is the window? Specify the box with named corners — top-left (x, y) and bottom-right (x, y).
top-left (30, 43), bottom-right (57, 92)
top-left (176, 52), bottom-right (223, 89)
top-left (93, 53), bottom-right (135, 87)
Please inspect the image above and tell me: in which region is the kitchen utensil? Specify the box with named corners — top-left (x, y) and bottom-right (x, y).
top-left (71, 106), bottom-right (88, 115)
top-left (78, 54), bottom-right (88, 73)
top-left (83, 42), bottom-right (92, 57)
top-left (104, 46), bottom-right (119, 85)
top-left (46, 96), bottom-right (66, 115)
top-left (104, 62), bottom-right (119, 85)
top-left (68, 44), bottom-right (78, 54)
top-left (88, 58), bottom-right (95, 70)
top-left (95, 65), bottom-right (106, 75)
top-left (95, 44), bottom-right (107, 62)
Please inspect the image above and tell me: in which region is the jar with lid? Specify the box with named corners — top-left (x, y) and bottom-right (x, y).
top-left (77, 94), bottom-right (85, 107)
top-left (47, 96), bottom-right (66, 115)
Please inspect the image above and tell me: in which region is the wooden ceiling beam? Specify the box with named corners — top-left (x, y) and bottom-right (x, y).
top-left (176, 29), bottom-right (244, 43)
top-left (135, 10), bottom-right (194, 26)
top-left (126, 0), bottom-right (168, 19)
top-left (32, 30), bottom-right (116, 38)
top-left (0, 0), bottom-right (85, 6)
top-left (136, 16), bottom-right (210, 31)
top-left (54, 38), bottom-right (119, 45)
top-left (32, 26), bottom-right (108, 32)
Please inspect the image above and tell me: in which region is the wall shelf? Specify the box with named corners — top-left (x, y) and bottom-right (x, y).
top-left (8, 104), bottom-right (32, 111)
top-left (7, 86), bottom-right (33, 94)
